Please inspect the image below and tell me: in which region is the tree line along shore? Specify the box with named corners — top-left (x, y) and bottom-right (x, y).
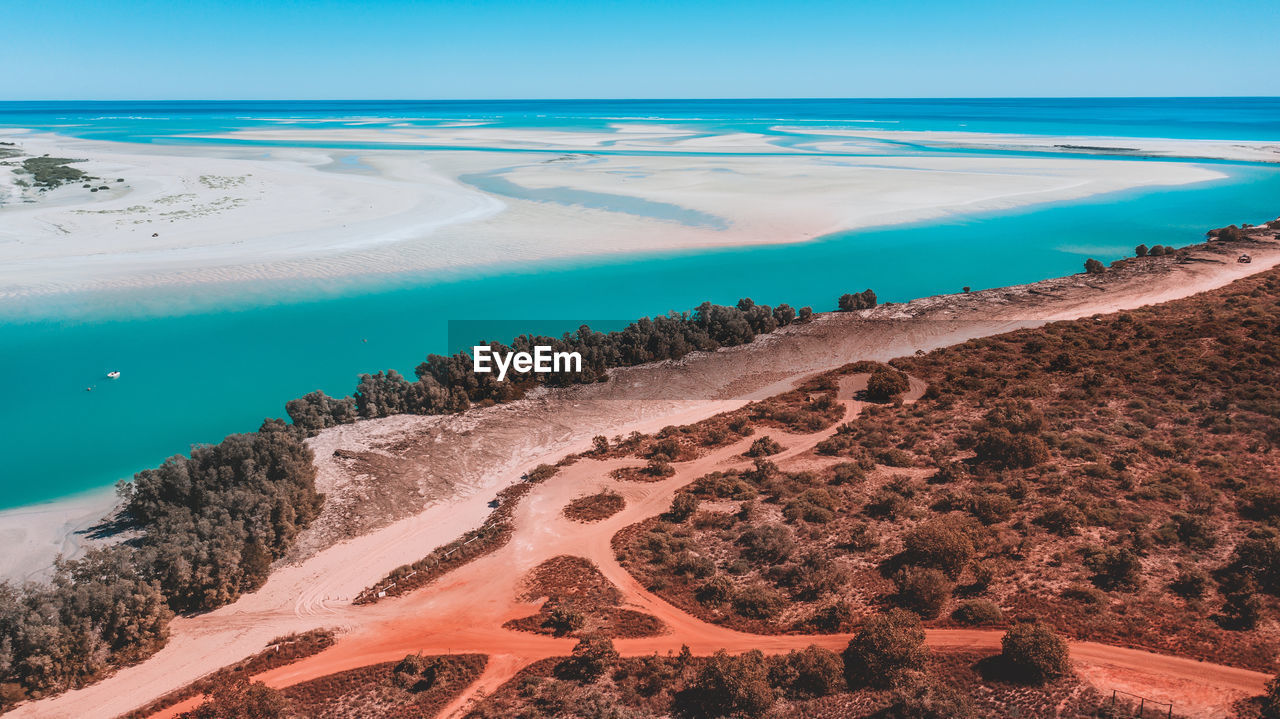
top-left (0, 279), bottom-right (876, 707)
top-left (162, 227), bottom-right (1280, 718)
top-left (0, 220), bottom-right (1275, 713)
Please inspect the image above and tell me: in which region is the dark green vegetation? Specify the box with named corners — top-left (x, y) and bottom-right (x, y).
top-left (501, 556), bottom-right (664, 639)
top-left (121, 420), bottom-right (324, 612)
top-left (18, 156), bottom-right (89, 189)
top-left (0, 288), bottom-right (873, 708)
top-left (617, 264), bottom-right (1280, 672)
top-left (842, 609), bottom-right (928, 688)
top-left (178, 653), bottom-right (486, 719)
top-left (287, 296), bottom-right (822, 434)
top-left (995, 622), bottom-right (1071, 685)
top-left (0, 549), bottom-right (171, 706)
top-left (838, 289), bottom-right (878, 312)
top-left (1258, 672), bottom-right (1280, 719)
top-left (564, 490), bottom-right (626, 522)
top-left (180, 678), bottom-right (286, 719)
top-left (467, 633), bottom-right (1108, 718)
top-left (865, 366), bottom-right (911, 403)
top-left (2, 145), bottom-right (124, 191)
top-left (0, 421), bottom-right (321, 707)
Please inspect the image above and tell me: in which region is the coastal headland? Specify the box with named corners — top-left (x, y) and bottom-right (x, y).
top-left (8, 224), bottom-right (1279, 719)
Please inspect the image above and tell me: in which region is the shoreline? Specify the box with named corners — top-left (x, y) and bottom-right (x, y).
top-left (0, 485), bottom-right (119, 583)
top-left (0, 127), bottom-right (1231, 300)
top-left (3, 234), bottom-right (1277, 717)
top-left (2, 231), bottom-right (1277, 584)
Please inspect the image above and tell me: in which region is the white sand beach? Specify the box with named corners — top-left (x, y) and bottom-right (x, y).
top-left (0, 126), bottom-right (1228, 298)
top-left (0, 488), bottom-right (118, 583)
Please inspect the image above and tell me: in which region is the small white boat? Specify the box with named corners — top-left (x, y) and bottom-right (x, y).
top-left (106, 371), bottom-right (121, 379)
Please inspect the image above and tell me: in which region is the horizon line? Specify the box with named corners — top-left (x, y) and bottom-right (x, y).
top-left (3, 95), bottom-right (1279, 103)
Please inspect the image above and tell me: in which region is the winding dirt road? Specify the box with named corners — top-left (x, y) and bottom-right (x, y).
top-left (232, 375), bottom-right (1269, 719)
top-left (13, 242), bottom-right (1279, 719)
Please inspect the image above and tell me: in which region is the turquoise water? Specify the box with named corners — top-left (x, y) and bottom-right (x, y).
top-left (5, 98), bottom-right (1280, 143)
top-left (459, 169), bottom-right (730, 229)
top-left (1, 99), bottom-right (1278, 509)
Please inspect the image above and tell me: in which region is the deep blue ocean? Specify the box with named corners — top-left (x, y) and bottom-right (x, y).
top-left (1, 98), bottom-right (1278, 509)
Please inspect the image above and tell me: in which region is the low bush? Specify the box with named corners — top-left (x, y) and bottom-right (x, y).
top-left (952, 599), bottom-right (1005, 626)
top-left (999, 622), bottom-right (1070, 685)
top-left (842, 609), bottom-right (928, 689)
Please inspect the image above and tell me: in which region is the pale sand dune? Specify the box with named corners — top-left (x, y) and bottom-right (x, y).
top-left (0, 127), bottom-right (1228, 298)
top-left (772, 126), bottom-right (1280, 163)
top-left (12, 238), bottom-right (1279, 719)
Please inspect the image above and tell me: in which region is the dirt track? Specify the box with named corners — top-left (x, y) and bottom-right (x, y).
top-left (238, 375), bottom-right (1268, 719)
top-left (12, 239), bottom-right (1279, 719)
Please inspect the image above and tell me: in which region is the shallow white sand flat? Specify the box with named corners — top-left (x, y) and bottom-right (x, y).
top-left (0, 132), bottom-right (503, 296)
top-left (773, 126), bottom-right (1280, 163)
top-left (189, 123), bottom-right (718, 152)
top-left (0, 128), bottom-right (1226, 298)
top-left (325, 148), bottom-right (1222, 293)
top-left (490, 152), bottom-right (1224, 245)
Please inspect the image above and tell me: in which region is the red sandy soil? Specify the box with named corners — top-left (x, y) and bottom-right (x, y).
top-left (12, 235), bottom-right (1278, 719)
top-left (214, 375), bottom-right (1267, 719)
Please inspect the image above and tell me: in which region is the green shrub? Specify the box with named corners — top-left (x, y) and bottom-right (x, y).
top-left (842, 609), bottom-right (928, 689)
top-left (1220, 590), bottom-right (1263, 630)
top-left (746, 436), bottom-right (783, 457)
top-left (893, 567), bottom-right (952, 619)
top-left (999, 622), bottom-right (1070, 685)
top-left (973, 428), bottom-right (1049, 469)
top-left (808, 600), bottom-right (854, 632)
top-left (768, 645), bottom-right (846, 699)
top-left (866, 367), bottom-right (911, 402)
top-left (1035, 502), bottom-right (1085, 535)
top-left (696, 575), bottom-right (733, 605)
top-left (738, 523), bottom-right (796, 564)
top-left (668, 492), bottom-right (699, 522)
top-left (182, 678), bottom-right (286, 719)
top-left (1061, 584), bottom-right (1108, 606)
top-left (838, 289), bottom-right (878, 311)
top-left (1084, 547), bottom-right (1143, 591)
top-left (681, 649), bottom-right (774, 718)
top-left (902, 519), bottom-right (974, 579)
top-left (829, 461), bottom-right (866, 485)
top-left (732, 583), bottom-right (785, 619)
top-left (545, 602), bottom-right (587, 636)
top-left (555, 635), bottom-right (618, 682)
top-left (951, 599), bottom-right (1005, 625)
top-left (1169, 566), bottom-right (1211, 599)
top-left (1260, 673), bottom-right (1280, 719)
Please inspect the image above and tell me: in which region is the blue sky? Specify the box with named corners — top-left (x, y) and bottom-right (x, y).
top-left (3, 0), bottom-right (1277, 100)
